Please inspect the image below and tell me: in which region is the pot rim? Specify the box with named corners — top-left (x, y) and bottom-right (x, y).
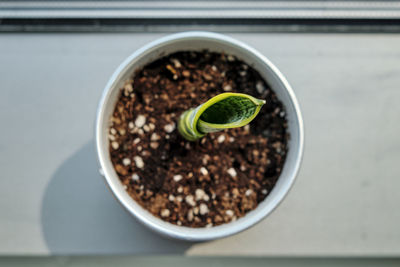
top-left (95, 31), bottom-right (304, 241)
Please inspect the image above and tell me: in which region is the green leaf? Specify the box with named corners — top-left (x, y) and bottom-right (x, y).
top-left (178, 93), bottom-right (266, 141)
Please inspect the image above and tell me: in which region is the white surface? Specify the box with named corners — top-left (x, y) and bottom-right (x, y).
top-left (0, 33), bottom-right (399, 256)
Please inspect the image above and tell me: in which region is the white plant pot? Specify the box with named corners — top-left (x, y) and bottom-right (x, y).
top-left (96, 31), bottom-right (304, 241)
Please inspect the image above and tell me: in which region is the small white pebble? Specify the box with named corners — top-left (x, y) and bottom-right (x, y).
top-left (229, 137), bottom-right (235, 143)
top-left (185, 195), bottom-right (196, 206)
top-left (164, 123), bottom-right (176, 133)
top-left (173, 174), bottom-right (183, 182)
top-left (165, 134), bottom-right (170, 140)
top-left (149, 123), bottom-right (156, 130)
top-left (150, 142), bottom-right (159, 149)
top-left (223, 84), bottom-right (232, 91)
top-left (124, 83), bottom-right (133, 92)
top-left (193, 207), bottom-right (199, 215)
top-left (177, 220), bottom-right (182, 226)
top-left (200, 167), bottom-right (208, 176)
top-left (187, 209), bottom-right (194, 221)
top-left (111, 141), bottom-right (119, 150)
top-left (177, 186), bottom-right (183, 193)
top-left (119, 128), bottom-right (126, 136)
top-left (161, 209), bottom-right (170, 217)
top-left (151, 133), bottom-right (160, 141)
top-left (245, 189), bottom-right (253, 196)
top-left (239, 71), bottom-right (247, 76)
top-left (132, 173), bottom-right (140, 181)
top-left (128, 122), bottom-right (134, 129)
top-left (138, 129), bottom-right (144, 135)
top-left (256, 81), bottom-right (266, 94)
top-left (203, 194), bottom-right (210, 201)
top-left (262, 189), bottom-right (268, 195)
top-left (133, 138), bottom-right (140, 145)
top-left (227, 168), bottom-right (237, 177)
top-left (108, 134), bottom-right (116, 141)
top-left (211, 65), bottom-right (218, 71)
top-left (240, 165), bottom-right (246, 171)
top-left (176, 195), bottom-right (183, 202)
top-left (244, 125), bottom-right (250, 132)
top-left (171, 58), bottom-right (182, 68)
top-left (110, 128), bottom-right (117, 135)
top-left (206, 223), bottom-right (213, 228)
top-left (217, 135), bottom-right (226, 143)
top-left (227, 55), bottom-right (235, 62)
top-left (122, 158), bottom-right (131, 166)
top-left (137, 145), bottom-right (142, 152)
top-left (168, 195), bottom-right (175, 201)
top-left (195, 189), bottom-right (206, 201)
top-left (123, 185), bottom-right (128, 190)
top-left (226, 210), bottom-right (234, 217)
top-left (173, 74), bottom-right (178, 80)
top-left (199, 203), bottom-right (209, 215)
top-left (133, 156), bottom-right (144, 169)
top-left (143, 125), bottom-right (150, 132)
top-left (135, 115), bottom-right (146, 128)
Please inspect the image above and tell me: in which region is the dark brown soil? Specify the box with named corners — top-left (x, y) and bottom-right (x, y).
top-left (109, 51), bottom-right (288, 228)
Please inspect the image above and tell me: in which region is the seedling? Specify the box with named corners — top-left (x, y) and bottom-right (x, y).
top-left (178, 92), bottom-right (266, 141)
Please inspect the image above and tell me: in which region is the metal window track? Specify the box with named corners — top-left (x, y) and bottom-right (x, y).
top-left (1, 1), bottom-right (400, 20)
top-left (1, 1), bottom-right (400, 32)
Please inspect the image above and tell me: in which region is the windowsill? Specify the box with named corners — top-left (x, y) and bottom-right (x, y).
top-left (0, 32), bottom-right (399, 256)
